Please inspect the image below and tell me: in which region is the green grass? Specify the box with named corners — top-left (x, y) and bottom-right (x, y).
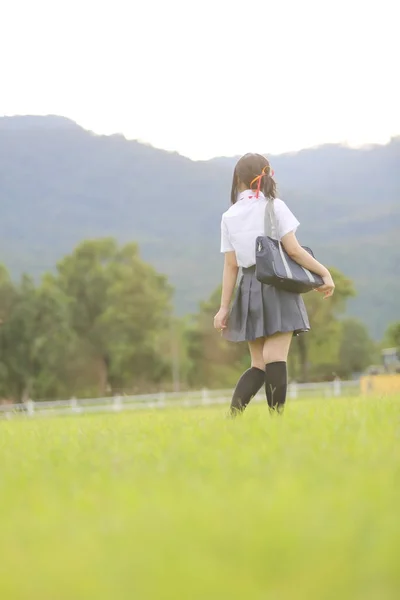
top-left (0, 397), bottom-right (399, 600)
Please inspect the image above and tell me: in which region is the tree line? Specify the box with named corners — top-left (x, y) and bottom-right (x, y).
top-left (0, 238), bottom-right (395, 403)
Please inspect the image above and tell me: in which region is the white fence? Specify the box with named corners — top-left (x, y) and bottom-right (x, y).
top-left (0, 380), bottom-right (360, 419)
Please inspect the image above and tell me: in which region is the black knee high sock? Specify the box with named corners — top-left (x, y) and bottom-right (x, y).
top-left (230, 367), bottom-right (265, 416)
top-left (265, 362), bottom-right (288, 413)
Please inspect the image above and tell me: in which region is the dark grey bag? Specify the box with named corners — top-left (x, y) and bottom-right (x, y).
top-left (255, 199), bottom-right (323, 294)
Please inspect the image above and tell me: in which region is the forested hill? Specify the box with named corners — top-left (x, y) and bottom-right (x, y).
top-left (1, 115), bottom-right (399, 338)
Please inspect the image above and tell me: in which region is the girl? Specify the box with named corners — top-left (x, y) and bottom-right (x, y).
top-left (214, 153), bottom-right (335, 415)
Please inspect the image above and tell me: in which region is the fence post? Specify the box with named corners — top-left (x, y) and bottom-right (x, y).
top-left (333, 376), bottom-right (341, 397)
top-left (289, 381), bottom-right (298, 400)
top-left (26, 398), bottom-right (35, 417)
top-left (70, 397), bottom-right (80, 414)
top-left (113, 395), bottom-right (122, 412)
top-left (158, 391), bottom-right (166, 408)
top-left (202, 388), bottom-right (209, 405)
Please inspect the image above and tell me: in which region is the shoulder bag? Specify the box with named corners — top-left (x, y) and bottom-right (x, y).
top-left (255, 199), bottom-right (324, 294)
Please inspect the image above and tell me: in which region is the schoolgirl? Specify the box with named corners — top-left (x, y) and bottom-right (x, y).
top-left (214, 153), bottom-right (335, 414)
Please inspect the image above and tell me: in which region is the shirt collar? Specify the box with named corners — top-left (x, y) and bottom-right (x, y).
top-left (237, 189), bottom-right (265, 202)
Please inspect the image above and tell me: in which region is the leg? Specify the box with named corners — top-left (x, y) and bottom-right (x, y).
top-left (229, 338), bottom-right (265, 416)
top-left (263, 332), bottom-right (293, 414)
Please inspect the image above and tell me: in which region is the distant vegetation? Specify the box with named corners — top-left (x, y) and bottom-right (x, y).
top-left (0, 239), bottom-right (384, 401)
top-left (0, 116), bottom-right (398, 399)
top-left (0, 115), bottom-right (399, 339)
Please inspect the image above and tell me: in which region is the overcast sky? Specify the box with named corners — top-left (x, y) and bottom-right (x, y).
top-left (1, 0), bottom-right (399, 159)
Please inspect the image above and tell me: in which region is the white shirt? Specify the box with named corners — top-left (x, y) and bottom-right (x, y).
top-left (220, 190), bottom-right (300, 267)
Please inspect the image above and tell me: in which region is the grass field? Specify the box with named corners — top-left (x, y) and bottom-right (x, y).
top-left (0, 396), bottom-right (399, 600)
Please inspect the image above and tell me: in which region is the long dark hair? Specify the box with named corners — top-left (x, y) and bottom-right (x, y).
top-left (230, 153), bottom-right (276, 204)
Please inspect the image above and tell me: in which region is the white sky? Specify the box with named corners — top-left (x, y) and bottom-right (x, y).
top-left (1, 0), bottom-right (399, 160)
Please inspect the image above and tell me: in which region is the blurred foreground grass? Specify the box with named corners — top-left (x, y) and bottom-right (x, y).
top-left (0, 396), bottom-right (399, 600)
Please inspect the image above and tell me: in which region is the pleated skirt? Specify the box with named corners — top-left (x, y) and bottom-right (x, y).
top-left (223, 266), bottom-right (310, 343)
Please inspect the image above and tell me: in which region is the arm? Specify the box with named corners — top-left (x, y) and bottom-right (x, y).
top-left (281, 231), bottom-right (328, 277)
top-left (214, 251), bottom-right (239, 330)
top-left (220, 251), bottom-right (239, 309)
top-left (281, 231), bottom-right (335, 298)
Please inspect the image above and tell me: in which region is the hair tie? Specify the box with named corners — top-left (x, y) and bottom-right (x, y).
top-left (250, 165), bottom-right (274, 198)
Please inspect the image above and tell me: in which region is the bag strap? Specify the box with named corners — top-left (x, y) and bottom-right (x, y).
top-left (263, 198), bottom-right (317, 285)
top-left (263, 198), bottom-right (278, 239)
top-left (264, 199), bottom-right (293, 278)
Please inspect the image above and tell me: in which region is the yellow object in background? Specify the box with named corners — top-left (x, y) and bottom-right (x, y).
top-left (361, 374), bottom-right (400, 395)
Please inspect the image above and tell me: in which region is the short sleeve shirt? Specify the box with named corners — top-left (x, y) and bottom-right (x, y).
top-left (220, 190), bottom-right (300, 268)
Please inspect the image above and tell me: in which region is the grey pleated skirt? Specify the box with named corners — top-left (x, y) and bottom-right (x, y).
top-left (223, 266), bottom-right (310, 342)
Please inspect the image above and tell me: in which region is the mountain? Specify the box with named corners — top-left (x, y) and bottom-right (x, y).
top-left (1, 115), bottom-right (399, 338)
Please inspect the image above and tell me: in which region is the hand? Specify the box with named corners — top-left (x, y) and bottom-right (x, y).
top-left (213, 307), bottom-right (229, 331)
top-left (316, 273), bottom-right (335, 299)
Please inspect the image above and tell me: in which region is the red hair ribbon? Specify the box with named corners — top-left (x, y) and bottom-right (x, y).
top-left (250, 165), bottom-right (275, 198)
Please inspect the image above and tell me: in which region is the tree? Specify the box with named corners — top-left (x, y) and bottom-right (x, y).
top-left (186, 286), bottom-right (248, 389)
top-left (0, 274), bottom-right (76, 402)
top-left (0, 266), bottom-right (18, 398)
top-left (291, 268), bottom-right (355, 381)
top-left (384, 322), bottom-right (400, 349)
top-left (0, 265), bottom-right (17, 323)
top-left (338, 318), bottom-right (377, 377)
top-left (52, 239), bottom-right (173, 394)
